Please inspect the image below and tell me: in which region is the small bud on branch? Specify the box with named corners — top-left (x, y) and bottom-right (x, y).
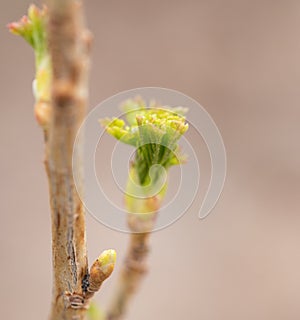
top-left (8, 4), bottom-right (51, 130)
top-left (86, 250), bottom-right (117, 298)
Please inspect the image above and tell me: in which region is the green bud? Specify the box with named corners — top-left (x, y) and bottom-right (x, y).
top-left (100, 97), bottom-right (189, 186)
top-left (98, 249), bottom-right (117, 275)
top-left (8, 5), bottom-right (51, 105)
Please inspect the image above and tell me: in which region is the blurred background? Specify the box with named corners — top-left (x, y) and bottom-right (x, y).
top-left (1, 0), bottom-right (300, 319)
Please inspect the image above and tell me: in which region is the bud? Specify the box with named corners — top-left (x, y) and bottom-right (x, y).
top-left (34, 101), bottom-right (51, 129)
top-left (100, 97), bottom-right (189, 186)
top-left (8, 5), bottom-right (51, 129)
top-left (87, 249), bottom-right (117, 297)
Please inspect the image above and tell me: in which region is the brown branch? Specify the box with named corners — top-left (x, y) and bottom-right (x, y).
top-left (106, 234), bottom-right (150, 320)
top-left (106, 211), bottom-right (157, 320)
top-left (9, 3), bottom-right (116, 319)
top-left (45, 0), bottom-right (92, 319)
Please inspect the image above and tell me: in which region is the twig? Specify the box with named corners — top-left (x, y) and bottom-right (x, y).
top-left (106, 232), bottom-right (151, 320)
top-left (106, 204), bottom-right (158, 320)
top-left (8, 3), bottom-right (116, 319)
top-left (45, 0), bottom-right (92, 318)
top-left (101, 99), bottom-right (189, 320)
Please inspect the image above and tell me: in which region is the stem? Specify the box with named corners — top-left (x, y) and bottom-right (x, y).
top-left (106, 233), bottom-right (151, 320)
top-left (106, 164), bottom-right (163, 319)
top-left (8, 3), bottom-right (117, 319)
top-left (99, 94), bottom-right (188, 320)
top-left (45, 0), bottom-right (91, 319)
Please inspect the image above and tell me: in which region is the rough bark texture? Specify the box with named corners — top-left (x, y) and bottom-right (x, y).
top-left (45, 0), bottom-right (91, 319)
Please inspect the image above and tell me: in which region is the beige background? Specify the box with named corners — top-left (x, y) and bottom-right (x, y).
top-left (1, 0), bottom-right (300, 319)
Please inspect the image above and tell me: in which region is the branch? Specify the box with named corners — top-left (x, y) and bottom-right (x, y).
top-left (45, 0), bottom-right (92, 318)
top-left (106, 196), bottom-right (159, 319)
top-left (106, 231), bottom-right (152, 320)
top-left (101, 98), bottom-right (189, 319)
top-left (8, 3), bottom-right (116, 320)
